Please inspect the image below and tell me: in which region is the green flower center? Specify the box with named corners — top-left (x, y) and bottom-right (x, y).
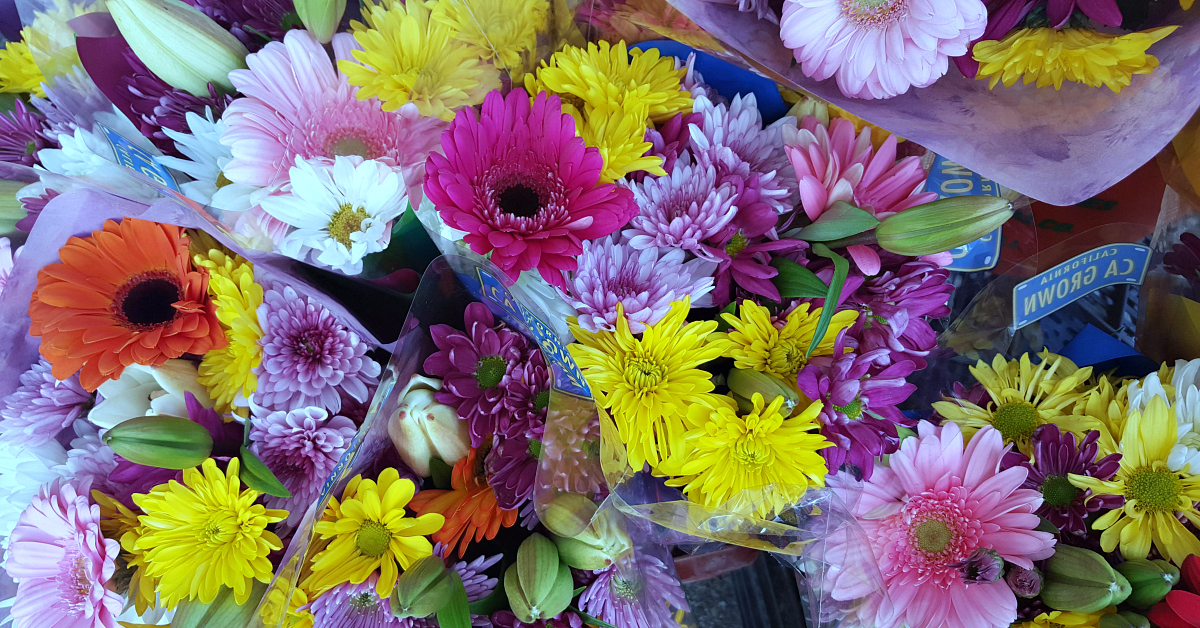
top-left (1040, 474), bottom-right (1081, 507)
top-left (329, 134), bottom-right (375, 159)
top-left (991, 401), bottom-right (1040, 444)
top-left (734, 436), bottom-right (770, 469)
top-left (355, 519), bottom-right (392, 558)
top-left (915, 519), bottom-right (953, 554)
top-left (528, 439), bottom-right (543, 459)
top-left (611, 576), bottom-right (639, 601)
top-left (1125, 468), bottom-right (1182, 513)
top-left (534, 389), bottom-right (550, 411)
top-left (349, 590), bottom-right (380, 613)
top-left (327, 203), bottom-right (370, 248)
top-left (475, 355), bottom-right (508, 389)
top-left (834, 397), bottom-right (863, 419)
top-left (24, 140), bottom-right (36, 155)
top-left (725, 233), bottom-right (748, 257)
top-left (624, 356), bottom-right (665, 391)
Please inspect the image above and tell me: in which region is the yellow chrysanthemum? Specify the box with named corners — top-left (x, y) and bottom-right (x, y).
top-left (194, 247), bottom-right (263, 412)
top-left (973, 26), bottom-right (1179, 93)
top-left (657, 393), bottom-right (831, 518)
top-left (1070, 396), bottom-right (1200, 565)
top-left (531, 40), bottom-right (692, 124)
top-left (0, 34), bottom-right (45, 97)
top-left (341, 0), bottom-right (501, 120)
top-left (132, 458), bottom-right (287, 609)
top-left (432, 0), bottom-right (547, 72)
top-left (1071, 374), bottom-right (1133, 455)
top-left (568, 298), bottom-right (730, 470)
top-left (1014, 608), bottom-right (1115, 628)
top-left (260, 584), bottom-right (315, 628)
top-left (94, 491), bottom-right (158, 616)
top-left (302, 468), bottom-right (443, 598)
top-left (717, 301), bottom-right (857, 383)
top-left (933, 354), bottom-right (1105, 455)
top-left (580, 104), bottom-right (666, 183)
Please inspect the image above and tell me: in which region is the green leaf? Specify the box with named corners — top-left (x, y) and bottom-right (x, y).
top-left (576, 610), bottom-right (620, 628)
top-left (572, 586), bottom-right (586, 597)
top-left (436, 572), bottom-right (472, 628)
top-left (238, 445), bottom-right (292, 498)
top-left (429, 457), bottom-right (454, 490)
top-left (468, 577), bottom-right (507, 616)
top-left (770, 258), bottom-right (828, 299)
top-left (170, 580), bottom-right (267, 628)
top-left (805, 243), bottom-right (848, 360)
top-left (796, 202), bottom-right (880, 242)
top-left (714, 302), bottom-right (737, 332)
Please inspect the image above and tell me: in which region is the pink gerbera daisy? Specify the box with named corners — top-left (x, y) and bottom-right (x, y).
top-left (784, 116), bottom-right (936, 274)
top-left (4, 479), bottom-right (122, 628)
top-left (221, 29), bottom-right (445, 192)
top-left (423, 89), bottom-right (637, 288)
top-left (825, 422), bottom-right (1055, 628)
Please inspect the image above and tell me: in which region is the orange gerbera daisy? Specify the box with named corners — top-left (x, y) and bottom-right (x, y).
top-left (28, 218), bottom-right (226, 391)
top-left (409, 448), bottom-right (518, 557)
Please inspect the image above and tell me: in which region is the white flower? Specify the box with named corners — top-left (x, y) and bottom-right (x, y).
top-left (0, 439), bottom-right (66, 549)
top-left (36, 126), bottom-right (161, 202)
top-left (158, 108), bottom-right (262, 213)
top-left (88, 360), bottom-right (213, 429)
top-left (261, 156), bottom-right (407, 275)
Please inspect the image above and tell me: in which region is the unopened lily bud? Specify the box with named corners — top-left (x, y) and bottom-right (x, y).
top-left (387, 375), bottom-right (469, 477)
top-left (727, 368), bottom-right (801, 416)
top-left (505, 535), bottom-right (573, 623)
top-left (1006, 565), bottom-right (1043, 598)
top-left (294, 0), bottom-right (346, 43)
top-left (876, 196), bottom-right (1013, 257)
top-left (391, 555), bottom-right (453, 619)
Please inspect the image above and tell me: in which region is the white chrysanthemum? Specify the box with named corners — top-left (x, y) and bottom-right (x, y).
top-left (1127, 359), bottom-right (1200, 473)
top-left (158, 109), bottom-right (262, 213)
top-left (0, 439), bottom-right (66, 549)
top-left (36, 126), bottom-right (160, 202)
top-left (261, 157), bottom-right (408, 275)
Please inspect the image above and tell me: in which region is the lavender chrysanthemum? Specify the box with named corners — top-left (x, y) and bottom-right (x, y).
top-left (57, 421), bottom-right (120, 498)
top-left (492, 611), bottom-right (583, 628)
top-left (559, 236), bottom-right (714, 334)
top-left (636, 111), bottom-right (701, 183)
top-left (253, 285), bottom-right (381, 413)
top-left (121, 50), bottom-right (233, 154)
top-left (433, 544), bottom-right (502, 602)
top-left (31, 67), bottom-right (110, 139)
top-left (624, 159), bottom-right (738, 262)
top-left (308, 573), bottom-right (409, 628)
top-left (250, 405), bottom-right (357, 525)
top-left (578, 554), bottom-right (689, 628)
top-left (16, 184), bottom-right (59, 232)
top-left (0, 358), bottom-right (92, 447)
top-left (0, 100), bottom-right (54, 166)
top-left (182, 0), bottom-right (295, 51)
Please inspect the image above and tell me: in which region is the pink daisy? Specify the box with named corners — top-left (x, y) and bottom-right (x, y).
top-left (220, 29), bottom-right (446, 192)
top-left (784, 116), bottom-right (936, 274)
top-left (779, 0), bottom-right (986, 99)
top-left (4, 479), bottom-right (122, 628)
top-left (424, 89), bottom-right (637, 288)
top-left (826, 422), bottom-right (1055, 628)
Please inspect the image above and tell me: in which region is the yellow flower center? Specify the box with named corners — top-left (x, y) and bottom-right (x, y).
top-left (355, 519), bottom-right (392, 558)
top-left (329, 135), bottom-right (376, 159)
top-left (475, 355), bottom-right (508, 389)
top-left (990, 401), bottom-right (1040, 444)
top-left (1040, 475), bottom-right (1081, 507)
top-left (1125, 468), bottom-right (1182, 513)
top-left (215, 172), bottom-right (233, 189)
top-left (733, 435), bottom-right (770, 468)
top-left (914, 519), bottom-right (953, 554)
top-left (841, 0), bottom-right (908, 27)
top-left (767, 340), bottom-right (807, 378)
top-left (624, 356), bottom-right (665, 391)
top-left (327, 204), bottom-right (370, 248)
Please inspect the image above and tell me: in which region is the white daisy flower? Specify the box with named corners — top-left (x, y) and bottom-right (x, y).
top-left (261, 156), bottom-right (408, 275)
top-left (159, 109), bottom-right (262, 213)
top-left (37, 126), bottom-right (161, 203)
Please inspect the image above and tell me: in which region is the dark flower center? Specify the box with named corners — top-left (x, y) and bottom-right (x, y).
top-left (114, 271), bottom-right (182, 330)
top-left (534, 389), bottom-right (550, 411)
top-left (1040, 474), bottom-right (1081, 507)
top-left (496, 184), bottom-right (543, 218)
top-left (294, 329), bottom-right (329, 363)
top-left (475, 355), bottom-right (508, 389)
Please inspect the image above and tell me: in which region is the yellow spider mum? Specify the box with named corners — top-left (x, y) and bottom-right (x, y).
top-left (973, 26), bottom-right (1178, 93)
top-left (933, 353), bottom-right (1104, 456)
top-left (132, 458), bottom-right (287, 609)
top-left (260, 583), bottom-right (315, 628)
top-left (432, 0), bottom-right (548, 72)
top-left (717, 301), bottom-right (857, 383)
top-left (302, 468), bottom-right (443, 598)
top-left (1069, 396), bottom-right (1200, 565)
top-left (1014, 608), bottom-right (1115, 628)
top-left (579, 104), bottom-right (666, 183)
top-left (1071, 374), bottom-right (1133, 455)
top-left (195, 247), bottom-right (263, 413)
top-left (568, 298), bottom-right (729, 470)
top-left (657, 393), bottom-right (831, 518)
top-left (0, 33), bottom-right (45, 97)
top-left (530, 40), bottom-right (692, 124)
top-left (94, 491), bottom-right (158, 616)
top-left (341, 0), bottom-right (501, 120)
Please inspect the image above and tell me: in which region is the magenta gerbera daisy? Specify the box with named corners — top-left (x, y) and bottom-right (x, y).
top-left (221, 29), bottom-right (446, 191)
top-left (423, 89), bottom-right (637, 288)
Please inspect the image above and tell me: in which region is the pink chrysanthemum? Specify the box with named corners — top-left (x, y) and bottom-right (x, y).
top-left (250, 405), bottom-right (358, 526)
top-left (779, 0), bottom-right (987, 99)
top-left (560, 236), bottom-right (714, 334)
top-left (784, 116), bottom-right (936, 274)
top-left (624, 159), bottom-right (738, 262)
top-left (827, 423), bottom-right (1055, 628)
top-left (4, 479), bottom-right (122, 628)
top-left (637, 111), bottom-right (702, 183)
top-left (424, 89), bottom-right (637, 288)
top-left (221, 29), bottom-right (445, 191)
top-left (0, 358), bottom-right (92, 448)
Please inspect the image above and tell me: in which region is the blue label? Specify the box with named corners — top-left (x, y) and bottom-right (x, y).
top-left (99, 124), bottom-right (181, 193)
top-left (1012, 243), bottom-right (1151, 329)
top-left (924, 155), bottom-right (1003, 272)
top-left (458, 268), bottom-right (591, 397)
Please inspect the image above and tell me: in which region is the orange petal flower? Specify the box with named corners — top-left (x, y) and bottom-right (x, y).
top-left (29, 218), bottom-right (226, 391)
top-left (409, 448), bottom-right (518, 557)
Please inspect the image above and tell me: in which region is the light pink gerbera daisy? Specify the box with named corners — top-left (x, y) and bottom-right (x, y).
top-left (780, 0), bottom-right (987, 99)
top-left (4, 478), bottom-right (122, 628)
top-left (784, 116), bottom-right (936, 274)
top-left (221, 29), bottom-right (446, 193)
top-left (424, 89), bottom-right (637, 288)
top-left (825, 422), bottom-right (1055, 628)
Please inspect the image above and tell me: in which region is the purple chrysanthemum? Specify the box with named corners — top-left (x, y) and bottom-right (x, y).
top-left (16, 185), bottom-right (59, 232)
top-left (0, 100), bottom-right (54, 166)
top-left (308, 573), bottom-right (412, 628)
top-left (1001, 424), bottom-right (1123, 536)
top-left (636, 111), bottom-right (702, 183)
top-left (434, 543), bottom-right (502, 602)
top-left (253, 284), bottom-right (381, 413)
top-left (0, 358), bottom-right (91, 447)
top-left (0, 237), bottom-right (14, 298)
top-left (492, 611), bottom-right (583, 628)
top-left (578, 554), bottom-right (689, 628)
top-left (501, 351), bottom-right (550, 439)
top-left (486, 432), bottom-right (539, 510)
top-left (424, 302), bottom-right (527, 447)
top-left (624, 159), bottom-right (738, 262)
top-left (849, 255), bottom-right (953, 370)
top-left (796, 333), bottom-right (916, 480)
top-left (31, 67), bottom-right (111, 139)
top-left (121, 50), bottom-right (233, 154)
top-left (182, 0), bottom-right (295, 51)
top-left (559, 236), bottom-right (714, 334)
top-left (712, 234), bottom-right (802, 305)
top-left (250, 405), bottom-right (357, 525)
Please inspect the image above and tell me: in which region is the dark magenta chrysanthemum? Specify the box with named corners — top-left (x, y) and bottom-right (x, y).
top-left (0, 100), bottom-right (54, 166)
top-left (122, 49), bottom-right (232, 154)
